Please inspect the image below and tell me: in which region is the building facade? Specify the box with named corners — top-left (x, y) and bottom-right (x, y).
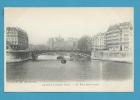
top-left (106, 22), bottom-right (133, 52)
top-left (91, 22), bottom-right (133, 60)
top-left (6, 27), bottom-right (29, 50)
top-left (119, 22), bottom-right (133, 53)
top-left (47, 37), bottom-right (78, 50)
top-left (106, 25), bottom-right (122, 51)
top-left (92, 32), bottom-right (106, 51)
top-left (46, 36), bottom-right (65, 50)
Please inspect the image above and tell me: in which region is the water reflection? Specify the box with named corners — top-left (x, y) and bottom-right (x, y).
top-left (102, 61), bottom-right (133, 80)
top-left (6, 57), bottom-right (133, 82)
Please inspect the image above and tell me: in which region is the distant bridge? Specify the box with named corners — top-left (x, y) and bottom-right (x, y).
top-left (6, 49), bottom-right (92, 61)
top-left (31, 49), bottom-right (91, 60)
top-left (31, 49), bottom-right (91, 55)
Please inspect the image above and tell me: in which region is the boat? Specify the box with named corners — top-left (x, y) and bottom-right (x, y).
top-left (61, 58), bottom-right (67, 64)
top-left (57, 56), bottom-right (64, 60)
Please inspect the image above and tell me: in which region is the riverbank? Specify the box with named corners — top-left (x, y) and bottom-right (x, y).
top-left (6, 57), bottom-right (32, 63)
top-left (91, 57), bottom-right (133, 63)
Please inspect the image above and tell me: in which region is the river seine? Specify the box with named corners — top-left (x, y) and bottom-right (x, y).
top-left (6, 55), bottom-right (133, 82)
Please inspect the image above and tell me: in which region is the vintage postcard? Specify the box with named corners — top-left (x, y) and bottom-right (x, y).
top-left (4, 7), bottom-right (134, 92)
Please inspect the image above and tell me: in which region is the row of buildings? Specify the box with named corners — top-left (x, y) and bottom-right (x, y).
top-left (6, 22), bottom-right (133, 62)
top-left (91, 22), bottom-right (133, 61)
top-left (6, 27), bottom-right (29, 50)
top-left (6, 27), bottom-right (30, 62)
top-left (5, 27), bottom-right (79, 52)
top-left (46, 36), bottom-right (78, 50)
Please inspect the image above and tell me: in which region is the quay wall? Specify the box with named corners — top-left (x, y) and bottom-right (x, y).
top-left (91, 50), bottom-right (133, 63)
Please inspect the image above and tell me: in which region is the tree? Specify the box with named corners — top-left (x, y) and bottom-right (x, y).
top-left (78, 35), bottom-right (92, 51)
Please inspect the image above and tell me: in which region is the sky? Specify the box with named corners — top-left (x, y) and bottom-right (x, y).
top-left (4, 7), bottom-right (133, 45)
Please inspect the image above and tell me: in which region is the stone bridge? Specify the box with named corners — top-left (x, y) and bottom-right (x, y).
top-left (31, 49), bottom-right (91, 60)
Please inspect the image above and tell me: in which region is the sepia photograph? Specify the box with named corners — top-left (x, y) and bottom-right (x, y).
top-left (4, 7), bottom-right (134, 92)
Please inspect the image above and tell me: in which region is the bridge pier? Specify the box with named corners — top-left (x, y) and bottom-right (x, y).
top-left (31, 52), bottom-right (38, 61)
